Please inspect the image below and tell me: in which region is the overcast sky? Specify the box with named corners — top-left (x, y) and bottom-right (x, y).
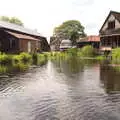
top-left (0, 0), bottom-right (120, 39)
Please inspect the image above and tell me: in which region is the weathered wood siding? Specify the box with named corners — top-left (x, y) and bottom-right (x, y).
top-left (0, 30), bottom-right (19, 53)
top-left (101, 14), bottom-right (120, 32)
top-left (19, 39), bottom-right (39, 53)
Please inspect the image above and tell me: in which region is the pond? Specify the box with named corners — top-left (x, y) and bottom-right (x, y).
top-left (0, 58), bottom-right (120, 120)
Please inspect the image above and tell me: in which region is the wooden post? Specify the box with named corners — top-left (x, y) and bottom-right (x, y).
top-left (117, 36), bottom-right (118, 48)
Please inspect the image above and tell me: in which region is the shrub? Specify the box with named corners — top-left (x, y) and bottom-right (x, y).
top-left (13, 62), bottom-right (30, 71)
top-left (67, 48), bottom-right (78, 56)
top-left (112, 48), bottom-right (120, 64)
top-left (0, 65), bottom-right (8, 73)
top-left (0, 53), bottom-right (12, 65)
top-left (19, 52), bottom-right (32, 63)
top-left (37, 54), bottom-right (47, 65)
top-left (32, 53), bottom-right (38, 64)
top-left (80, 45), bottom-right (95, 57)
top-left (12, 55), bottom-right (21, 64)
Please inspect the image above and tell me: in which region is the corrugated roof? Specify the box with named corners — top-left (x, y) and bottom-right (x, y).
top-left (6, 30), bottom-right (40, 41)
top-left (0, 21), bottom-right (42, 37)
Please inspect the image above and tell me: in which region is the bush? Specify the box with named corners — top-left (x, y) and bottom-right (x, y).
top-left (12, 55), bottom-right (21, 64)
top-left (112, 48), bottom-right (120, 64)
top-left (32, 53), bottom-right (38, 64)
top-left (0, 53), bottom-right (12, 65)
top-left (19, 52), bottom-right (32, 63)
top-left (37, 54), bottom-right (47, 65)
top-left (67, 48), bottom-right (78, 56)
top-left (80, 45), bottom-right (95, 57)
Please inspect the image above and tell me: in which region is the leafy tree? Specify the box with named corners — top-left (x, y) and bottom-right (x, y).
top-left (0, 16), bottom-right (23, 26)
top-left (53, 20), bottom-right (86, 45)
top-left (0, 16), bottom-right (10, 22)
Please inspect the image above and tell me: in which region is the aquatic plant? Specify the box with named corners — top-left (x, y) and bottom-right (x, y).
top-left (80, 45), bottom-right (95, 57)
top-left (112, 48), bottom-right (120, 64)
top-left (37, 54), bottom-right (47, 65)
top-left (66, 48), bottom-right (78, 57)
top-left (95, 55), bottom-right (106, 61)
top-left (12, 55), bottom-right (21, 64)
top-left (0, 53), bottom-right (12, 65)
top-left (13, 62), bottom-right (30, 72)
top-left (0, 65), bottom-right (8, 73)
top-left (19, 52), bottom-right (32, 63)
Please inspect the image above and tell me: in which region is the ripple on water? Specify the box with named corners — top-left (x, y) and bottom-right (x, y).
top-left (0, 61), bottom-right (120, 120)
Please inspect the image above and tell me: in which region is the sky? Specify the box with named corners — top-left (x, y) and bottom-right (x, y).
top-left (0, 0), bottom-right (120, 40)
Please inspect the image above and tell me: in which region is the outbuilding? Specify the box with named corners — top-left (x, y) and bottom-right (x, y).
top-left (0, 21), bottom-right (49, 53)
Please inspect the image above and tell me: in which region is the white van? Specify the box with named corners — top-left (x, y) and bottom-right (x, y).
top-left (60, 39), bottom-right (72, 51)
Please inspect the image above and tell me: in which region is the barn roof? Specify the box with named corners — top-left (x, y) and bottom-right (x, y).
top-left (0, 21), bottom-right (42, 37)
top-left (6, 30), bottom-right (40, 41)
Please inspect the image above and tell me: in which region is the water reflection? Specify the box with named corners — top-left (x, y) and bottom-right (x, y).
top-left (100, 65), bottom-right (120, 93)
top-left (0, 58), bottom-right (120, 119)
top-left (51, 57), bottom-right (97, 75)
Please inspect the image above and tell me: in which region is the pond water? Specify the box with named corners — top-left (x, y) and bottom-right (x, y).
top-left (0, 58), bottom-right (120, 120)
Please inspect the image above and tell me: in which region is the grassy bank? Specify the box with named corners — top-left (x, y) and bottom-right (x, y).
top-left (0, 52), bottom-right (48, 73)
top-left (49, 46), bottom-right (106, 61)
top-left (0, 46), bottom-right (107, 73)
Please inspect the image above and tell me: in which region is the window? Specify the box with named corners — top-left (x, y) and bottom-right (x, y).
top-left (10, 38), bottom-right (16, 49)
top-left (108, 21), bottom-right (115, 29)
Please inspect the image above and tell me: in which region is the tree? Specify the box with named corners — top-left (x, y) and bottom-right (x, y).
top-left (53, 20), bottom-right (86, 45)
top-left (0, 16), bottom-right (23, 26)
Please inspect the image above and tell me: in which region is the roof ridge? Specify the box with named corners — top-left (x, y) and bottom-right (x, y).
top-left (0, 20), bottom-right (42, 37)
top-left (110, 10), bottom-right (120, 14)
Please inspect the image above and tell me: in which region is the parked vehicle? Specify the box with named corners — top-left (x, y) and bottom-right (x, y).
top-left (60, 39), bottom-right (72, 51)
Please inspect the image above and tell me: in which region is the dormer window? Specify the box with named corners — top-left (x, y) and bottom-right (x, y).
top-left (108, 21), bottom-right (115, 29)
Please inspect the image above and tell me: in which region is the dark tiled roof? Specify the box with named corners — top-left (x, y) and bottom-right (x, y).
top-left (0, 21), bottom-right (42, 37)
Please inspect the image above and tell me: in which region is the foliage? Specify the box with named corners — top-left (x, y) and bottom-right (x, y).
top-left (112, 48), bottom-right (120, 64)
top-left (67, 48), bottom-right (78, 56)
top-left (80, 45), bottom-right (95, 57)
top-left (0, 65), bottom-right (8, 73)
top-left (13, 62), bottom-right (30, 71)
top-left (19, 52), bottom-right (32, 63)
top-left (12, 53), bottom-right (32, 64)
top-left (10, 17), bottom-right (23, 26)
top-left (0, 53), bottom-right (12, 65)
top-left (37, 54), bottom-right (47, 65)
top-left (0, 16), bottom-right (23, 26)
top-left (95, 55), bottom-right (106, 61)
top-left (53, 20), bottom-right (86, 45)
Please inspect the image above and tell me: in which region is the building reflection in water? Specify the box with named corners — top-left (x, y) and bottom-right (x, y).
top-left (100, 65), bottom-right (120, 93)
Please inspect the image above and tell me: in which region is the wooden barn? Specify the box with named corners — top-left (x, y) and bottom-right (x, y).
top-left (100, 11), bottom-right (120, 52)
top-left (0, 21), bottom-right (49, 53)
top-left (77, 35), bottom-right (100, 49)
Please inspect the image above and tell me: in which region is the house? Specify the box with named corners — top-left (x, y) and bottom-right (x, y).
top-left (77, 35), bottom-right (100, 49)
top-left (100, 11), bottom-right (120, 52)
top-left (0, 21), bottom-right (49, 53)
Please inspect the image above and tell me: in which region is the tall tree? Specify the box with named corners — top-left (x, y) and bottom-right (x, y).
top-left (53, 20), bottom-right (86, 45)
top-left (0, 16), bottom-right (23, 26)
